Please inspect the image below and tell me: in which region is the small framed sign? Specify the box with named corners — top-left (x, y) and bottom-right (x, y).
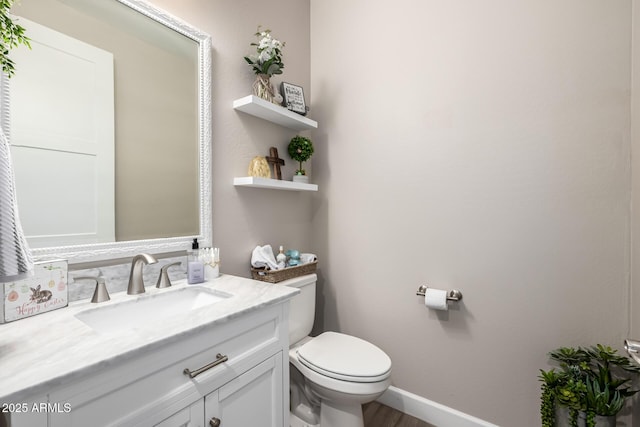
top-left (281, 82), bottom-right (307, 115)
top-left (1, 259), bottom-right (68, 323)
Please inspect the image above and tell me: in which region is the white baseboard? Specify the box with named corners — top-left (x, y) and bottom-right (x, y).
top-left (377, 386), bottom-right (499, 427)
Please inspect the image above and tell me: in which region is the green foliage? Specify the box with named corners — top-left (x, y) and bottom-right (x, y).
top-left (243, 27), bottom-right (284, 77)
top-left (584, 376), bottom-right (624, 416)
top-left (287, 135), bottom-right (314, 175)
top-left (556, 375), bottom-right (587, 410)
top-left (540, 345), bottom-right (640, 426)
top-left (539, 370), bottom-right (558, 427)
top-left (549, 347), bottom-right (591, 368)
top-left (0, 0), bottom-right (30, 78)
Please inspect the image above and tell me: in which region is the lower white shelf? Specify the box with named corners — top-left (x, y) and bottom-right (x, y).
top-left (233, 176), bottom-right (318, 192)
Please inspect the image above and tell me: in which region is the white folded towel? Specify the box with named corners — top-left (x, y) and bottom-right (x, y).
top-left (300, 253), bottom-right (317, 264)
top-left (251, 245), bottom-right (280, 270)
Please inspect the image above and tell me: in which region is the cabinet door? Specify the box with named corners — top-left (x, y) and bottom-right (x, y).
top-left (154, 399), bottom-right (204, 427)
top-left (205, 353), bottom-right (283, 427)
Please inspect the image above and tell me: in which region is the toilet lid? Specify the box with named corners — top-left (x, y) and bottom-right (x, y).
top-left (296, 332), bottom-right (392, 383)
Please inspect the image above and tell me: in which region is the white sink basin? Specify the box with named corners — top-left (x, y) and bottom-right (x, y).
top-left (75, 286), bottom-right (232, 333)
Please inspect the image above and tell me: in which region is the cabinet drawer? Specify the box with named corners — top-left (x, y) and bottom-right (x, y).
top-left (49, 305), bottom-right (284, 427)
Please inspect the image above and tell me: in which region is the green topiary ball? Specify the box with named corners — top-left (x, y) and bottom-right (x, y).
top-left (288, 136), bottom-right (314, 174)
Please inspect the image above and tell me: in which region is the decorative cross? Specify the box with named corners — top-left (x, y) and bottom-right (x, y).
top-left (266, 147), bottom-right (285, 180)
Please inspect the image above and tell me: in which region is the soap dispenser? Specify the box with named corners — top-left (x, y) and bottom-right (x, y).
top-left (187, 238), bottom-right (204, 284)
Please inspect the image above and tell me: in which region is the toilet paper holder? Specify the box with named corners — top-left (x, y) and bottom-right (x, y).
top-left (416, 285), bottom-right (462, 302)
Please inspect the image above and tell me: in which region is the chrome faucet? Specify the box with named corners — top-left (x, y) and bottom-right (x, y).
top-left (127, 253), bottom-right (158, 295)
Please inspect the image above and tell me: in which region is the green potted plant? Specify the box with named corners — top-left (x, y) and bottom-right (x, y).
top-left (287, 135), bottom-right (314, 183)
top-left (539, 345), bottom-right (640, 427)
top-left (1, 0), bottom-right (31, 78)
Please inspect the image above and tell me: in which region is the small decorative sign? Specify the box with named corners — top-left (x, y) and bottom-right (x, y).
top-left (1, 260), bottom-right (68, 323)
top-left (281, 82), bottom-right (307, 115)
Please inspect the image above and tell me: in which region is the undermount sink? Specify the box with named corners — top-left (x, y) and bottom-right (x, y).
top-left (75, 286), bottom-right (232, 333)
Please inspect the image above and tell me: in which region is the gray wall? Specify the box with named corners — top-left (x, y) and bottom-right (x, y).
top-left (310, 0), bottom-right (632, 426)
top-left (631, 1), bottom-right (640, 422)
top-left (632, 1), bottom-right (640, 338)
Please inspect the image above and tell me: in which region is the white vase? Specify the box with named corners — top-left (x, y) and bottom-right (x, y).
top-left (292, 175), bottom-right (309, 184)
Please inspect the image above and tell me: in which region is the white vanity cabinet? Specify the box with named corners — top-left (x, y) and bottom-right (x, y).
top-left (154, 353), bottom-right (283, 427)
top-left (9, 301), bottom-right (290, 427)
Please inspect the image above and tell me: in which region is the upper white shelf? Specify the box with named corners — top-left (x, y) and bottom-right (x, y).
top-left (233, 176), bottom-right (318, 192)
top-left (233, 95), bottom-right (318, 131)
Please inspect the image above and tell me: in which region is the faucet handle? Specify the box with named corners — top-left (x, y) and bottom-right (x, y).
top-left (74, 276), bottom-right (110, 303)
top-left (156, 262), bottom-right (181, 289)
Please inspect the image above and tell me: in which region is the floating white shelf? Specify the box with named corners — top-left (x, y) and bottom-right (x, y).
top-left (232, 95), bottom-right (318, 131)
top-left (233, 176), bottom-right (318, 192)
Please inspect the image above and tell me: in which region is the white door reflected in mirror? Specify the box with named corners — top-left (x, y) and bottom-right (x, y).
top-left (11, 18), bottom-right (115, 248)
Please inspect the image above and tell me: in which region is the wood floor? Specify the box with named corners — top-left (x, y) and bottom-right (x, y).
top-left (363, 402), bottom-right (436, 427)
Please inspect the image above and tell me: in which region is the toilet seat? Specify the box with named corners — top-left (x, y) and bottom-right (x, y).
top-left (296, 332), bottom-right (391, 383)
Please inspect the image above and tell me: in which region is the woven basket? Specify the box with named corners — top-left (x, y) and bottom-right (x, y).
top-left (251, 261), bottom-right (317, 283)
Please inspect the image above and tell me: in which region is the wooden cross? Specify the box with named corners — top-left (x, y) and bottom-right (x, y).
top-left (266, 147), bottom-right (285, 180)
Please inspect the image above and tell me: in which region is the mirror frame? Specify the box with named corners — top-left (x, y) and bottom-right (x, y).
top-left (0, 0), bottom-right (212, 263)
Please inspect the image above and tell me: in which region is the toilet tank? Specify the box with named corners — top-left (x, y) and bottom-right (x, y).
top-left (280, 273), bottom-right (316, 345)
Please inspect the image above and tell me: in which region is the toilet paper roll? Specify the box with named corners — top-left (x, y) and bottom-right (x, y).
top-left (424, 288), bottom-right (448, 311)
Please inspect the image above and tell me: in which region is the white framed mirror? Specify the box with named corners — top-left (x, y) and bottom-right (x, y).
top-left (0, 0), bottom-right (212, 263)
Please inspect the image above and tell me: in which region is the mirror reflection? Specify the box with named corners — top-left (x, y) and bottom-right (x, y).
top-left (7, 0), bottom-right (201, 250)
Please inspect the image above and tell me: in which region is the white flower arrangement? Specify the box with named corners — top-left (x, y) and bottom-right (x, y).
top-left (244, 27), bottom-right (285, 77)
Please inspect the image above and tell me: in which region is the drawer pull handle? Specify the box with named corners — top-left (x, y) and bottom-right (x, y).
top-left (209, 417), bottom-right (221, 427)
top-left (183, 353), bottom-right (228, 378)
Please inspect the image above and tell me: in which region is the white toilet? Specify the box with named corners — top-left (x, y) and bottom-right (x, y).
top-left (283, 273), bottom-right (392, 427)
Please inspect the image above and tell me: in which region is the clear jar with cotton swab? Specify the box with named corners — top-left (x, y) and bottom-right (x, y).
top-left (201, 247), bottom-right (220, 280)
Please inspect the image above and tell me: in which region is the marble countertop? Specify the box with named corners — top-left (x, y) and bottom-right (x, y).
top-left (0, 274), bottom-right (298, 403)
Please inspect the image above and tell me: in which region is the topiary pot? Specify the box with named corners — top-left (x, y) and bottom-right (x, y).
top-left (292, 174), bottom-right (309, 184)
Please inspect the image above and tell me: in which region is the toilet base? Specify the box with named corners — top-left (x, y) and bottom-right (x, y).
top-left (320, 400), bottom-right (364, 427)
top-left (289, 403), bottom-right (364, 427)
top-left (289, 385), bottom-right (365, 427)
top-left (290, 411), bottom-right (319, 427)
